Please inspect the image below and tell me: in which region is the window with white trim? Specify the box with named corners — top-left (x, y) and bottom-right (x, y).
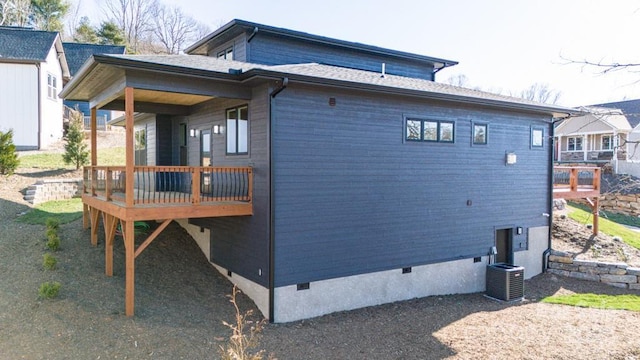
top-left (601, 135), bottom-right (612, 150)
top-left (47, 73), bottom-right (57, 100)
top-left (226, 105), bottom-right (248, 155)
top-left (567, 137), bottom-right (583, 151)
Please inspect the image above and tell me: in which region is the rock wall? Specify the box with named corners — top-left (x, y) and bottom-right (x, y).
top-left (598, 193), bottom-right (640, 217)
top-left (547, 250), bottom-right (640, 290)
top-left (24, 178), bottom-right (83, 205)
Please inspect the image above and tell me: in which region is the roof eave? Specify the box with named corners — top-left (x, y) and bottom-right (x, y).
top-left (241, 68), bottom-right (574, 119)
top-left (185, 19), bottom-right (459, 67)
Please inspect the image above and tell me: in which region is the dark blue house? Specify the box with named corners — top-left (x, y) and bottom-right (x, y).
top-left (61, 19), bottom-right (575, 322)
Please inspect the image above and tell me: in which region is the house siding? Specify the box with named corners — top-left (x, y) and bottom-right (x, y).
top-left (187, 84), bottom-right (271, 287)
top-left (247, 33), bottom-right (435, 80)
top-left (207, 33), bottom-right (247, 61)
top-left (0, 62), bottom-right (39, 149)
top-left (271, 83), bottom-right (552, 287)
top-left (39, 43), bottom-right (64, 149)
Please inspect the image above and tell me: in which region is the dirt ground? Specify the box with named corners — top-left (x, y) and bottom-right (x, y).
top-left (1, 134), bottom-right (640, 359)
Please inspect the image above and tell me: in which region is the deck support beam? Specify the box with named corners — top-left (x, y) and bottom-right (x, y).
top-left (123, 220), bottom-right (135, 317)
top-left (586, 197), bottom-right (599, 236)
top-left (134, 219), bottom-right (171, 258)
top-left (90, 208), bottom-right (101, 246)
top-left (103, 214), bottom-right (118, 276)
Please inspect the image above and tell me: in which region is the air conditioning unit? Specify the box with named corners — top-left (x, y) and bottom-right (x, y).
top-left (486, 263), bottom-right (524, 301)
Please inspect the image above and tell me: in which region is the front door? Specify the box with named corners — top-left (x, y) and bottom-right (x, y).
top-left (200, 129), bottom-right (212, 193)
top-left (495, 228), bottom-right (513, 264)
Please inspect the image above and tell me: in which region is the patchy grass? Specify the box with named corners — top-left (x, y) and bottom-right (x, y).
top-left (17, 198), bottom-right (83, 225)
top-left (569, 202), bottom-right (640, 228)
top-left (19, 147), bottom-right (125, 168)
top-left (567, 205), bottom-right (640, 250)
top-left (542, 293), bottom-right (640, 311)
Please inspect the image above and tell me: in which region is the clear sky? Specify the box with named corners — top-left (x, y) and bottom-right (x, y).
top-left (82, 0), bottom-right (640, 107)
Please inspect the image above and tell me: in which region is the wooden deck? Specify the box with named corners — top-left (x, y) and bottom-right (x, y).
top-left (81, 164), bottom-right (253, 317)
top-left (552, 166), bottom-right (600, 199)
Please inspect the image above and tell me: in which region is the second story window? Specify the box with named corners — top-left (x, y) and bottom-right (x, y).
top-left (226, 106), bottom-right (248, 155)
top-left (217, 46), bottom-right (233, 60)
top-left (47, 74), bottom-right (57, 100)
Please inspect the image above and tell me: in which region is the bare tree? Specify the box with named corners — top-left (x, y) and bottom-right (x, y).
top-left (443, 74), bottom-right (470, 87)
top-left (101, 0), bottom-right (157, 53)
top-left (0, 0), bottom-right (32, 26)
top-left (517, 83), bottom-right (561, 104)
top-left (151, 3), bottom-right (202, 54)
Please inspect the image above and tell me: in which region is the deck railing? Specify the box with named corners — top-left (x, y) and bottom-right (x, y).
top-left (83, 166), bottom-right (253, 205)
top-left (553, 166), bottom-right (600, 198)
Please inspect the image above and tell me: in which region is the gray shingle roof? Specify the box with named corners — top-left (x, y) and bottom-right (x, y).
top-left (592, 99), bottom-right (640, 128)
top-left (0, 26), bottom-right (58, 61)
top-left (62, 43), bottom-right (126, 76)
top-left (101, 54), bottom-right (571, 114)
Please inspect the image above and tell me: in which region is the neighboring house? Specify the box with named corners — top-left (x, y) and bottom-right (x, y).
top-left (594, 99), bottom-right (640, 163)
top-left (0, 26), bottom-right (70, 150)
top-left (61, 19), bottom-right (576, 323)
top-left (554, 106), bottom-right (633, 163)
top-left (62, 43), bottom-right (126, 128)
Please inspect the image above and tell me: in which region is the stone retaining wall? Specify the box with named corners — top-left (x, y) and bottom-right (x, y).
top-left (547, 250), bottom-right (640, 289)
top-left (24, 178), bottom-right (83, 205)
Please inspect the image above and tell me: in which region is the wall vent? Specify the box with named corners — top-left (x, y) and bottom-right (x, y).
top-left (402, 267), bottom-right (412, 274)
top-left (297, 283), bottom-right (310, 291)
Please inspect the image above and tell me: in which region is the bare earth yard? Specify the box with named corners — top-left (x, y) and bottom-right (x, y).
top-left (1, 138), bottom-right (640, 359)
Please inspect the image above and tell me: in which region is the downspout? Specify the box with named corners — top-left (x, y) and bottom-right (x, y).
top-left (36, 63), bottom-right (42, 150)
top-left (247, 27), bottom-right (259, 42)
top-left (544, 116), bottom-right (568, 272)
top-left (268, 77), bottom-right (288, 323)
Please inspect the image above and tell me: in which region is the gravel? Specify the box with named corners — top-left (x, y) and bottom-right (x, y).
top-left (2, 134), bottom-right (640, 359)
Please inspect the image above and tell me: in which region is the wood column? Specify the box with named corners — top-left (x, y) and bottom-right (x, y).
top-left (90, 107), bottom-right (97, 166)
top-left (125, 87), bottom-right (135, 207)
top-left (103, 215), bottom-right (118, 277)
top-left (592, 198), bottom-right (599, 236)
top-left (123, 220), bottom-right (135, 316)
top-left (90, 208), bottom-right (101, 246)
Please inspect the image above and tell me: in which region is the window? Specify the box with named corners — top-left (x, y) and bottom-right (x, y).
top-left (567, 137), bottom-right (582, 151)
top-left (601, 135), bottom-right (612, 150)
top-left (531, 127), bottom-right (544, 148)
top-left (226, 106), bottom-right (248, 155)
top-left (473, 123), bottom-right (488, 145)
top-left (47, 73), bottom-right (57, 100)
top-left (406, 118), bottom-right (454, 143)
top-left (216, 46), bottom-right (233, 60)
top-left (134, 127), bottom-right (147, 165)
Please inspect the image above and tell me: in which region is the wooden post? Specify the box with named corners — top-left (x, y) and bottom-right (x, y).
top-left (104, 215), bottom-right (118, 277)
top-left (192, 167), bottom-right (200, 204)
top-left (125, 87), bottom-right (135, 207)
top-left (90, 107), bottom-right (97, 166)
top-left (90, 208), bottom-right (101, 246)
top-left (82, 203), bottom-right (89, 229)
top-left (592, 197), bottom-right (599, 236)
top-left (123, 220), bottom-right (135, 316)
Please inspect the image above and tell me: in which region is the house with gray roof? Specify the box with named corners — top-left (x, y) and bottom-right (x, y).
top-left (62, 42), bottom-right (126, 126)
top-left (60, 19), bottom-right (576, 322)
top-left (555, 100), bottom-right (640, 175)
top-left (0, 26), bottom-right (69, 150)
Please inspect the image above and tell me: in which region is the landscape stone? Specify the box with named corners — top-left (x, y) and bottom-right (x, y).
top-left (600, 274), bottom-right (637, 284)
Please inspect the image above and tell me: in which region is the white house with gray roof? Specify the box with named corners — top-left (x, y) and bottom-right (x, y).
top-left (0, 26), bottom-right (69, 150)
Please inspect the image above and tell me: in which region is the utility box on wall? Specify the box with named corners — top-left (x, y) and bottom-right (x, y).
top-left (486, 263), bottom-right (524, 301)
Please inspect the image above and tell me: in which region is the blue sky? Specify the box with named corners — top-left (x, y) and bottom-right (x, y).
top-left (83, 0), bottom-right (640, 107)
